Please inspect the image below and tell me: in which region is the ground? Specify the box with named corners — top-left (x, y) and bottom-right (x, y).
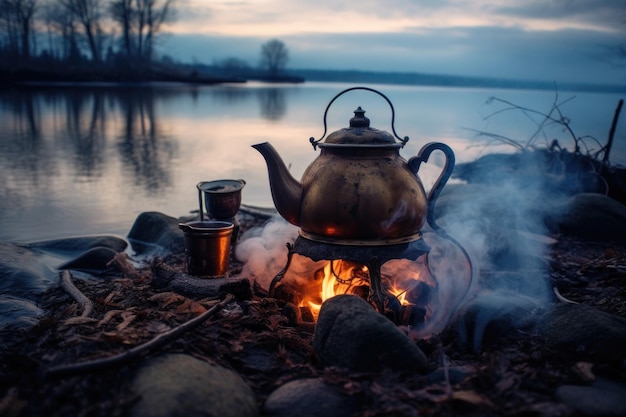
top-left (0, 222), bottom-right (625, 416)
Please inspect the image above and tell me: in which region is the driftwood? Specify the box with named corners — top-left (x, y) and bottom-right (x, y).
top-left (151, 258), bottom-right (252, 300)
top-left (59, 270), bottom-right (95, 325)
top-left (43, 294), bottom-right (235, 379)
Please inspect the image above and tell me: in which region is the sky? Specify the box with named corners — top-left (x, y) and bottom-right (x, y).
top-left (159, 0), bottom-right (626, 85)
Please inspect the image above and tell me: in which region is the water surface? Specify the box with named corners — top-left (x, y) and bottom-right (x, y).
top-left (1, 82), bottom-right (623, 242)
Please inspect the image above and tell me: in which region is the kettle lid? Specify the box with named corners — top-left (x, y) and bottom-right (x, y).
top-left (322, 107), bottom-right (398, 147)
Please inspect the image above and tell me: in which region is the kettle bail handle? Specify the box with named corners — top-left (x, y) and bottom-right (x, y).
top-left (309, 86), bottom-right (409, 149)
top-left (408, 142), bottom-right (455, 233)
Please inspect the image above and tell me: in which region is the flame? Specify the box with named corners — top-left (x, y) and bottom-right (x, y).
top-left (303, 260), bottom-right (369, 319)
top-left (389, 287), bottom-right (411, 306)
top-left (293, 257), bottom-right (430, 323)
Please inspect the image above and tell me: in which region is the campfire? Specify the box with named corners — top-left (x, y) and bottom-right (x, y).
top-left (269, 244), bottom-right (436, 327)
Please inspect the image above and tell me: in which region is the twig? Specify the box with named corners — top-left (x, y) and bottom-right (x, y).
top-left (480, 91), bottom-right (605, 156)
top-left (553, 287), bottom-right (578, 304)
top-left (43, 293), bottom-right (235, 379)
top-left (60, 270), bottom-right (94, 319)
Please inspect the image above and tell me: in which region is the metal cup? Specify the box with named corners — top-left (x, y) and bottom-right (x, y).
top-left (179, 221), bottom-right (234, 277)
top-left (197, 179), bottom-right (246, 221)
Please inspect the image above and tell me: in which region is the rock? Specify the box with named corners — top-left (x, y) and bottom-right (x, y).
top-left (26, 235), bottom-right (128, 256)
top-left (0, 295), bottom-right (44, 330)
top-left (263, 378), bottom-right (359, 417)
top-left (128, 354), bottom-right (259, 417)
top-left (313, 294), bottom-right (430, 373)
top-left (57, 247), bottom-right (120, 273)
top-left (556, 377), bottom-right (626, 416)
top-left (434, 183), bottom-right (554, 271)
top-left (452, 150), bottom-right (605, 196)
top-left (538, 303), bottom-right (626, 362)
top-left (544, 193), bottom-right (626, 242)
top-left (0, 242), bottom-right (57, 299)
top-left (456, 289), bottom-right (548, 352)
top-left (127, 212), bottom-right (185, 256)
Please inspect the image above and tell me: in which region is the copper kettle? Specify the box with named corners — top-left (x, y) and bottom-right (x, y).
top-left (253, 87), bottom-right (454, 245)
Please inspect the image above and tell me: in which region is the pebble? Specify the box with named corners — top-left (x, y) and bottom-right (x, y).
top-left (556, 377), bottom-right (626, 416)
top-left (263, 378), bottom-right (359, 417)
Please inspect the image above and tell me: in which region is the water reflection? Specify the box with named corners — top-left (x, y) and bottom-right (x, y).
top-left (114, 88), bottom-right (176, 194)
top-left (257, 88), bottom-right (286, 120)
top-left (0, 83), bottom-right (623, 243)
top-left (1, 87), bottom-right (178, 193)
top-left (63, 89), bottom-right (107, 177)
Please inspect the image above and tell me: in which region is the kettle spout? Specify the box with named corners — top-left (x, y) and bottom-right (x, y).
top-left (252, 142), bottom-right (303, 226)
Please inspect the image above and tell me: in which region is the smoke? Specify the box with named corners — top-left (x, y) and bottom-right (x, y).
top-left (234, 165), bottom-right (556, 350)
top-left (431, 177), bottom-right (554, 350)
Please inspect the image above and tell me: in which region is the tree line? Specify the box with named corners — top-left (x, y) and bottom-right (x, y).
top-left (0, 0), bottom-right (176, 71)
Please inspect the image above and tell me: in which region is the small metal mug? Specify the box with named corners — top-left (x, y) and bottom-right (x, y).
top-left (179, 221), bottom-right (234, 277)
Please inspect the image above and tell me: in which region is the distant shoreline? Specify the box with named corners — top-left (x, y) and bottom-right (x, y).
top-left (2, 66), bottom-right (624, 94)
top-left (289, 68), bottom-right (626, 94)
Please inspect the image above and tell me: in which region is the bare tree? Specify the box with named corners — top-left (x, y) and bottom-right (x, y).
top-left (109, 0), bottom-right (175, 65)
top-left (109, 0), bottom-right (133, 58)
top-left (60, 0), bottom-right (105, 62)
top-left (41, 0), bottom-right (82, 61)
top-left (0, 0), bottom-right (38, 59)
top-left (259, 39), bottom-right (288, 75)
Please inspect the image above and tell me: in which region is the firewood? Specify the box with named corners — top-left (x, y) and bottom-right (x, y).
top-left (151, 258), bottom-right (251, 300)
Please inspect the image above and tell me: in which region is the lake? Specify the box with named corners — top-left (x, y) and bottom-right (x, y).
top-left (1, 81), bottom-right (624, 243)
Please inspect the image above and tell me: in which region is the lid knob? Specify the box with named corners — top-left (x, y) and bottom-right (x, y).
top-left (349, 107), bottom-right (370, 128)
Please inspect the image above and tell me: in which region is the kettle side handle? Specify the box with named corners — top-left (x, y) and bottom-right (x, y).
top-left (408, 142), bottom-right (455, 232)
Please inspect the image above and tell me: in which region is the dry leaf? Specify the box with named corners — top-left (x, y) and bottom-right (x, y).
top-left (64, 317), bottom-right (98, 326)
top-left (572, 361), bottom-right (595, 382)
top-left (116, 311), bottom-right (137, 331)
top-left (149, 292), bottom-right (187, 307)
top-left (98, 309), bottom-right (124, 327)
top-left (452, 390), bottom-right (494, 407)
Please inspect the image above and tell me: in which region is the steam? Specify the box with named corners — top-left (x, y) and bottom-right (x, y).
top-left (234, 216), bottom-right (299, 291)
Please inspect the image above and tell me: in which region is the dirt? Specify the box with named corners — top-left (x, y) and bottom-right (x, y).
top-left (0, 225), bottom-right (625, 417)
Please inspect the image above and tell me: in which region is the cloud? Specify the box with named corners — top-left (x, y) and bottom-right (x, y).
top-left (159, 0), bottom-right (626, 84)
top-left (159, 24), bottom-right (625, 84)
top-left (493, 0), bottom-right (626, 31)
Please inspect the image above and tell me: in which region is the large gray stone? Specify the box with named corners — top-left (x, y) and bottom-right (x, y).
top-left (127, 212), bottom-right (185, 255)
top-left (0, 242), bottom-right (56, 299)
top-left (26, 235), bottom-right (128, 256)
top-left (544, 193), bottom-right (626, 242)
top-left (128, 354), bottom-right (259, 417)
top-left (263, 378), bottom-right (359, 417)
top-left (57, 247), bottom-right (120, 272)
top-left (556, 378), bottom-right (626, 416)
top-left (538, 303), bottom-right (626, 362)
top-left (0, 295), bottom-right (44, 330)
top-left (313, 295), bottom-right (430, 373)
